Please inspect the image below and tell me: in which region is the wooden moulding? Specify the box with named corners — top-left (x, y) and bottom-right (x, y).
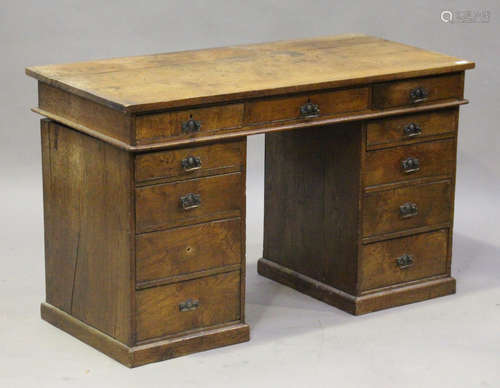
top-left (32, 99), bottom-right (469, 153)
top-left (257, 259), bottom-right (456, 315)
top-left (41, 303), bottom-right (250, 368)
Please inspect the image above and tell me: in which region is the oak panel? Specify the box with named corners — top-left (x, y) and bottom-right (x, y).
top-left (40, 120), bottom-right (133, 344)
top-left (38, 82), bottom-right (133, 144)
top-left (263, 123), bottom-right (361, 294)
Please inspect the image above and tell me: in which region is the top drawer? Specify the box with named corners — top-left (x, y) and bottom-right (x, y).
top-left (372, 73), bottom-right (463, 109)
top-left (245, 87), bottom-right (370, 124)
top-left (135, 104), bottom-right (244, 144)
top-left (135, 140), bottom-right (244, 184)
top-left (366, 108), bottom-right (458, 150)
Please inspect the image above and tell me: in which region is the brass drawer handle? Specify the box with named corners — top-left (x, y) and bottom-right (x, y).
top-left (180, 193), bottom-right (201, 210)
top-left (399, 202), bottom-right (418, 218)
top-left (401, 157), bottom-right (420, 174)
top-left (179, 298), bottom-right (199, 312)
top-left (181, 156), bottom-right (202, 172)
top-left (396, 254), bottom-right (414, 269)
top-left (299, 101), bottom-right (320, 118)
top-left (403, 122), bottom-right (422, 137)
top-left (409, 87), bottom-right (429, 103)
top-left (182, 116), bottom-right (201, 133)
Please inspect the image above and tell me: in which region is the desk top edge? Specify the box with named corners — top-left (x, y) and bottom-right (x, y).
top-left (26, 34), bottom-right (475, 113)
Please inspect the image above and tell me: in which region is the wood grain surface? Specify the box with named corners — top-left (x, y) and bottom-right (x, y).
top-left (26, 34), bottom-right (474, 112)
top-left (41, 120), bottom-right (134, 344)
top-left (366, 108), bottom-right (458, 149)
top-left (359, 229), bottom-right (448, 291)
top-left (362, 138), bottom-right (456, 187)
top-left (263, 123), bottom-right (361, 294)
top-left (362, 180), bottom-right (452, 237)
top-left (136, 218), bottom-right (242, 284)
top-left (135, 172), bottom-right (242, 233)
top-left (136, 271), bottom-right (241, 341)
top-left (135, 140), bottom-right (243, 183)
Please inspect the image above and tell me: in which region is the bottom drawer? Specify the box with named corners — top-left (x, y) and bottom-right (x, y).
top-left (359, 229), bottom-right (448, 291)
top-left (136, 271), bottom-right (241, 341)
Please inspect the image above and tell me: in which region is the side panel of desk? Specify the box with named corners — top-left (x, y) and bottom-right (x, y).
top-left (40, 119), bottom-right (135, 345)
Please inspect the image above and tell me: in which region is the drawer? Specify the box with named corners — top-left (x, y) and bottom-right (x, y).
top-left (366, 109), bottom-right (458, 149)
top-left (372, 73), bottom-right (462, 109)
top-left (135, 103), bottom-right (244, 143)
top-left (362, 138), bottom-right (456, 187)
top-left (136, 173), bottom-right (242, 233)
top-left (245, 87), bottom-right (369, 124)
top-left (136, 218), bottom-right (242, 284)
top-left (136, 271), bottom-right (241, 341)
top-left (135, 140), bottom-right (244, 183)
top-left (363, 180), bottom-right (451, 237)
top-left (359, 229), bottom-right (448, 291)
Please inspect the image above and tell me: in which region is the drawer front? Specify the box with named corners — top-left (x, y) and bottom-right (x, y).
top-left (245, 87), bottom-right (369, 124)
top-left (372, 73), bottom-right (462, 109)
top-left (136, 173), bottom-right (242, 233)
top-left (136, 218), bottom-right (242, 284)
top-left (135, 140), bottom-right (244, 183)
top-left (359, 229), bottom-right (448, 291)
top-left (136, 271), bottom-right (241, 341)
top-left (366, 109), bottom-right (458, 149)
top-left (363, 180), bottom-right (451, 237)
top-left (363, 139), bottom-right (456, 187)
top-left (136, 104), bottom-right (244, 143)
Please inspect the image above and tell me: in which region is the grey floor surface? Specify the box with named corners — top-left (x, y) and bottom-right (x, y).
top-left (1, 136), bottom-right (499, 388)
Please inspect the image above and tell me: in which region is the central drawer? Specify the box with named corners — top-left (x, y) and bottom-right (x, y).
top-left (136, 271), bottom-right (241, 341)
top-left (362, 180), bottom-right (451, 237)
top-left (245, 87), bottom-right (369, 124)
top-left (136, 173), bottom-right (242, 233)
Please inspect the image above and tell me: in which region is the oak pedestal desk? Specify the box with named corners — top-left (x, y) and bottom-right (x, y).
top-left (26, 34), bottom-right (474, 367)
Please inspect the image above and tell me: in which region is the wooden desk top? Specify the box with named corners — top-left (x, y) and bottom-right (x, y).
top-left (26, 34), bottom-right (474, 113)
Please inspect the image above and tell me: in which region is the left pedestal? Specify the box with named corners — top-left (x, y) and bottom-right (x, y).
top-left (40, 120), bottom-right (249, 367)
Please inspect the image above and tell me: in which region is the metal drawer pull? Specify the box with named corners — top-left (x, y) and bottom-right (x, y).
top-left (299, 101), bottom-right (320, 118)
top-left (403, 122), bottom-right (422, 137)
top-left (180, 193), bottom-right (201, 210)
top-left (399, 202), bottom-right (418, 218)
top-left (181, 116), bottom-right (201, 133)
top-left (181, 156), bottom-right (202, 171)
top-left (179, 299), bottom-right (199, 312)
top-left (396, 254), bottom-right (414, 269)
top-left (409, 86), bottom-right (429, 103)
top-left (401, 157), bottom-right (420, 173)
